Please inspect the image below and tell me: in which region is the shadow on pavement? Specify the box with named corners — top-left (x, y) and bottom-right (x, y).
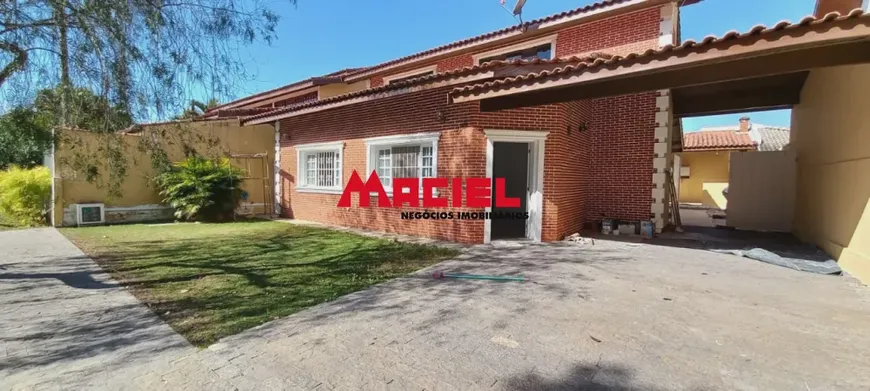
top-left (504, 362), bottom-right (665, 391)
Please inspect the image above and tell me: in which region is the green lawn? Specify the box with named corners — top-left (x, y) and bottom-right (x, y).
top-left (61, 220), bottom-right (459, 346)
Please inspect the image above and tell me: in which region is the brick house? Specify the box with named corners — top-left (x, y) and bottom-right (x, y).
top-left (207, 0), bottom-right (702, 244)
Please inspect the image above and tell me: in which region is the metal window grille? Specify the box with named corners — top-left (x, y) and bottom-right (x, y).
top-left (304, 151), bottom-right (340, 188)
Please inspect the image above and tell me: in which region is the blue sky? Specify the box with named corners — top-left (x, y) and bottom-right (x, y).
top-left (235, 0), bottom-right (817, 130)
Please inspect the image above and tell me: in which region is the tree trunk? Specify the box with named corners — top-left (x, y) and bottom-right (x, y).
top-left (53, 0), bottom-right (71, 128)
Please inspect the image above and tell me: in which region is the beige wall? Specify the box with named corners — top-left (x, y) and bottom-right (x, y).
top-left (726, 150), bottom-right (796, 232)
top-left (318, 80), bottom-right (371, 99)
top-left (678, 150), bottom-right (731, 209)
top-left (54, 119), bottom-right (276, 225)
top-left (791, 64), bottom-right (870, 283)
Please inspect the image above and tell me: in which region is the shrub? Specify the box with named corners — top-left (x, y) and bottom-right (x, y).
top-left (155, 156), bottom-right (243, 221)
top-left (0, 166), bottom-right (52, 226)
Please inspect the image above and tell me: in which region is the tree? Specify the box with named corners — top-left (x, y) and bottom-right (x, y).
top-left (1, 0), bottom-right (293, 196)
top-left (0, 107), bottom-right (52, 169)
top-left (34, 85), bottom-right (133, 131)
top-left (0, 86), bottom-right (134, 169)
top-left (0, 0), bottom-right (293, 122)
top-left (175, 98), bottom-right (220, 120)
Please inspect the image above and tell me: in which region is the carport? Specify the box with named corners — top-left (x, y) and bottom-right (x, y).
top-left (450, 10), bottom-right (870, 283)
top-left (450, 11), bottom-right (870, 115)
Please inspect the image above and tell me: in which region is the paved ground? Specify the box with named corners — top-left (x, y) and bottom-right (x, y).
top-left (0, 228), bottom-right (231, 390)
top-left (3, 228), bottom-right (870, 390)
top-left (679, 207), bottom-right (715, 228)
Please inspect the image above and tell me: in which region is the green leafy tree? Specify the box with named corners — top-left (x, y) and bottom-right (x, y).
top-left (0, 107), bottom-right (52, 169)
top-left (154, 156), bottom-right (243, 221)
top-left (34, 86), bottom-right (133, 132)
top-left (0, 86), bottom-right (134, 169)
top-left (1, 0), bottom-right (293, 197)
top-left (0, 0), bottom-right (294, 122)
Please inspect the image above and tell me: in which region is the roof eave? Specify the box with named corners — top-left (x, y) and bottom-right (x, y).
top-left (343, 0), bottom-right (678, 83)
top-left (449, 10), bottom-right (870, 105)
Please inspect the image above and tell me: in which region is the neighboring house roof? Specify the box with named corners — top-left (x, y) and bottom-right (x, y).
top-left (753, 125), bottom-right (791, 151)
top-left (698, 125), bottom-right (738, 132)
top-left (682, 130), bottom-right (756, 151)
top-left (449, 9), bottom-right (869, 100)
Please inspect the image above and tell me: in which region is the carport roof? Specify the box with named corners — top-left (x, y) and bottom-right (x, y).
top-left (450, 9), bottom-right (870, 108)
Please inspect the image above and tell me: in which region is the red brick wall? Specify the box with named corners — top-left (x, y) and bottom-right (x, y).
top-left (473, 103), bottom-right (569, 241)
top-left (370, 4), bottom-right (664, 86)
top-left (280, 3), bottom-right (666, 242)
top-left (278, 85), bottom-right (486, 243)
top-left (437, 54), bottom-right (475, 72)
top-left (552, 100), bottom-right (596, 238)
top-left (556, 7), bottom-right (661, 57)
top-left (587, 93), bottom-right (657, 223)
top-left (278, 84), bottom-right (657, 243)
top-left (284, 131), bottom-right (487, 244)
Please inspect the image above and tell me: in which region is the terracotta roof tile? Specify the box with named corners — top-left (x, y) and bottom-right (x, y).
top-left (222, 0), bottom-right (656, 112)
top-left (683, 130), bottom-right (756, 151)
top-left (450, 9), bottom-right (869, 97)
top-left (241, 55), bottom-right (610, 124)
top-left (342, 0), bottom-right (654, 80)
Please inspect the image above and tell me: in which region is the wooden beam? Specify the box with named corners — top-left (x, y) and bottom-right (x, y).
top-left (672, 72), bottom-right (807, 116)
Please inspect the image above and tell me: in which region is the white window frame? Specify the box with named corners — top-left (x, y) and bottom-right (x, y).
top-left (472, 35), bottom-right (557, 65)
top-left (382, 65), bottom-right (438, 85)
top-left (364, 131), bottom-right (440, 196)
top-left (295, 141), bottom-right (344, 194)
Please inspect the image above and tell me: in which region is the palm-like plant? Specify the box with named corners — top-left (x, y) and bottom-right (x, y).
top-left (175, 98), bottom-right (220, 120)
top-left (154, 156), bottom-right (243, 221)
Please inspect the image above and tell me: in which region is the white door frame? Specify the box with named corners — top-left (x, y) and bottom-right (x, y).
top-left (484, 129), bottom-right (549, 244)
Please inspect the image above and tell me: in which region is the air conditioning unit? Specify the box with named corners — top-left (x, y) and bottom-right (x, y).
top-left (680, 166), bottom-right (691, 178)
top-left (76, 203), bottom-right (105, 226)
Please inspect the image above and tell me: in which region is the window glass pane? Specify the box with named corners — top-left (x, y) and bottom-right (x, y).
top-left (391, 146), bottom-right (420, 179)
top-left (421, 146), bottom-right (433, 178)
top-left (305, 154), bottom-right (316, 185)
top-left (377, 148), bottom-right (392, 187)
top-left (334, 152), bottom-right (341, 187)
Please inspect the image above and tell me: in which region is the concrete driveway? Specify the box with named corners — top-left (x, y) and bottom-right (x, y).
top-left (204, 238), bottom-right (870, 390)
top-left (3, 228), bottom-right (870, 390)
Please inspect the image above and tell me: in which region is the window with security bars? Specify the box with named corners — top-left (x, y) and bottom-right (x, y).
top-left (373, 144), bottom-right (435, 191)
top-left (297, 146), bottom-right (342, 190)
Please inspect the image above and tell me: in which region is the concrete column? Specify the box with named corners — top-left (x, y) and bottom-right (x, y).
top-left (651, 90), bottom-right (674, 233)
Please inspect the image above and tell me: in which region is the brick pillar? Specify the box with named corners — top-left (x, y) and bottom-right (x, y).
top-left (650, 2), bottom-right (678, 233)
top-left (651, 90), bottom-right (673, 233)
